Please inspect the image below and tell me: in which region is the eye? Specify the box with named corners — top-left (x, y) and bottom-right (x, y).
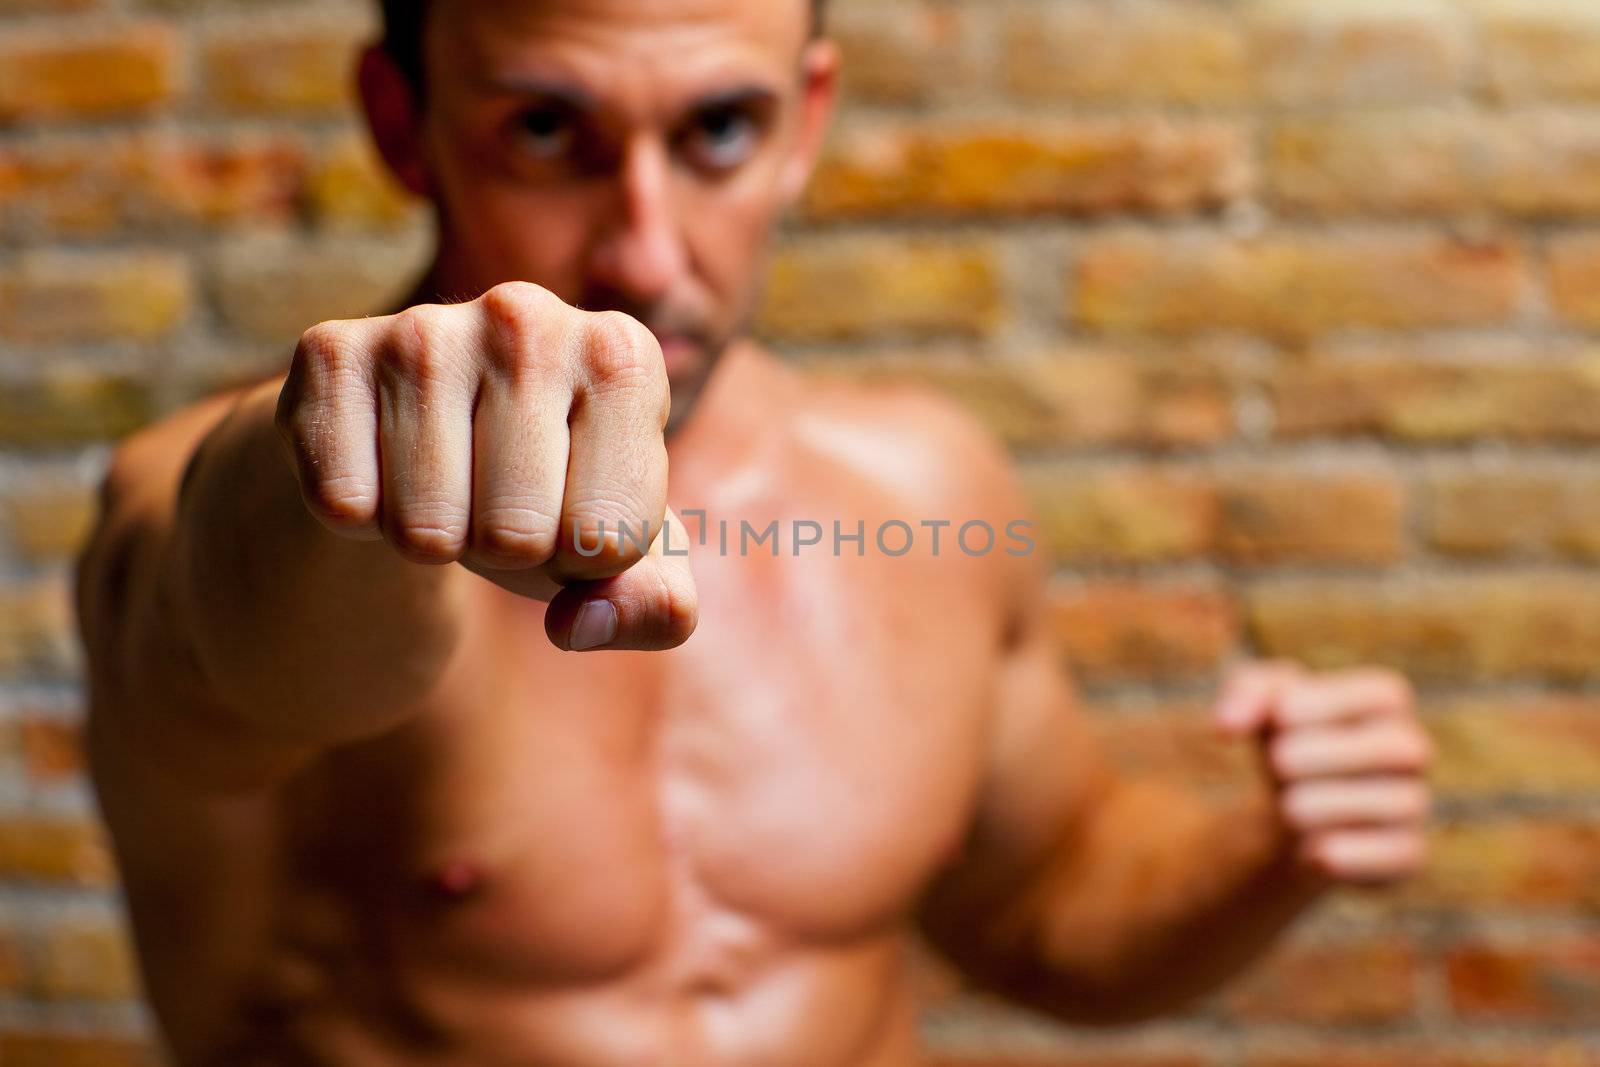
top-left (680, 105), bottom-right (760, 172)
top-left (514, 105), bottom-right (575, 161)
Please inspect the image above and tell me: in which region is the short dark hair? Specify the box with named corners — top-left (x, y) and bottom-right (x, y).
top-left (379, 1), bottom-right (828, 97)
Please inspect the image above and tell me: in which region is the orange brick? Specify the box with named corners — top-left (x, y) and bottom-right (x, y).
top-left (1216, 469), bottom-right (1407, 565)
top-left (1016, 464), bottom-right (1405, 571)
top-left (1248, 575), bottom-right (1600, 681)
top-left (0, 0), bottom-right (101, 11)
top-left (1242, 1040), bottom-right (1600, 1067)
top-left (807, 120), bottom-right (1252, 221)
top-left (200, 19), bottom-right (368, 113)
top-left (150, 135), bottom-right (308, 227)
top-left (1413, 818), bottom-right (1600, 911)
top-left (1249, 3), bottom-right (1471, 106)
top-left (1220, 937), bottom-right (1419, 1025)
top-left (0, 577), bottom-right (77, 679)
top-left (1427, 696), bottom-right (1600, 798)
top-left (304, 131), bottom-right (422, 230)
top-left (0, 814), bottom-right (114, 885)
top-left (829, 3), bottom-right (976, 105)
top-left (0, 370), bottom-right (155, 447)
top-left (1003, 2), bottom-right (1469, 106)
top-left (1271, 353), bottom-right (1600, 443)
top-left (1447, 937), bottom-right (1600, 1022)
top-left (1270, 112), bottom-right (1600, 218)
top-left (212, 232), bottom-right (426, 342)
top-left (804, 350), bottom-right (1236, 450)
top-left (759, 237), bottom-right (1002, 343)
top-left (1480, 0), bottom-right (1600, 102)
top-left (1074, 233), bottom-right (1524, 342)
top-left (20, 714), bottom-right (87, 784)
top-left (1050, 579), bottom-right (1239, 681)
top-left (0, 23), bottom-right (179, 120)
top-left (4, 483), bottom-right (98, 563)
top-left (1425, 465), bottom-right (1600, 560)
top-left (1026, 468), bottom-right (1216, 564)
top-left (1001, 3), bottom-right (1253, 105)
top-left (0, 133), bottom-right (308, 237)
top-left (0, 921), bottom-right (23, 994)
top-left (0, 251), bottom-right (190, 343)
top-left (932, 1055), bottom-right (1210, 1067)
top-left (1549, 233), bottom-right (1600, 329)
top-left (0, 1033), bottom-right (159, 1067)
top-left (34, 919), bottom-right (139, 1001)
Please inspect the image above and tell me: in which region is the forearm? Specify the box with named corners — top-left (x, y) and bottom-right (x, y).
top-left (988, 778), bottom-right (1329, 1024)
top-left (166, 379), bottom-right (466, 742)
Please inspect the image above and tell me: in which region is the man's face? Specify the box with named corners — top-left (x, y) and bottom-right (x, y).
top-left (371, 0), bottom-right (837, 429)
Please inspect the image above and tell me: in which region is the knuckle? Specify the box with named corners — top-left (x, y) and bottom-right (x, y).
top-left (1304, 836), bottom-right (1341, 877)
top-left (481, 280), bottom-right (555, 331)
top-left (386, 305), bottom-right (457, 384)
top-left (569, 486), bottom-right (655, 540)
top-left (637, 560), bottom-right (698, 647)
top-left (1394, 724), bottom-right (1434, 770)
top-left (387, 502), bottom-right (469, 562)
top-left (481, 283), bottom-right (563, 373)
top-left (472, 505), bottom-right (560, 565)
top-left (305, 473), bottom-right (379, 526)
top-left (1279, 786), bottom-right (1316, 830)
top-left (583, 311), bottom-right (661, 389)
top-left (295, 319), bottom-right (360, 377)
top-left (660, 566), bottom-right (699, 643)
top-left (389, 523), bottom-right (468, 564)
top-left (1268, 735), bottom-right (1299, 780)
top-left (1371, 667), bottom-right (1415, 711)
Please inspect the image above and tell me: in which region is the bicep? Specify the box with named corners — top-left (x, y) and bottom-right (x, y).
top-left (928, 587), bottom-right (1116, 916)
top-left (78, 390), bottom-right (320, 795)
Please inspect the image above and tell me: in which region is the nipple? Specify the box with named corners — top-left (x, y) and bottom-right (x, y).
top-left (426, 860), bottom-right (486, 900)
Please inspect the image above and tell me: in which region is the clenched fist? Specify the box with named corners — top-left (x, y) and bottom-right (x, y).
top-left (1212, 661), bottom-right (1432, 885)
top-left (274, 281), bottom-right (697, 653)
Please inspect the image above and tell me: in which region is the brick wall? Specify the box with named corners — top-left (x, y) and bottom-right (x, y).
top-left (2, 0), bottom-right (1599, 1064)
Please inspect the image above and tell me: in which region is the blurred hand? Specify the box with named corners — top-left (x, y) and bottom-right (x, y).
top-left (1212, 661), bottom-right (1432, 886)
top-left (274, 280), bottom-right (697, 653)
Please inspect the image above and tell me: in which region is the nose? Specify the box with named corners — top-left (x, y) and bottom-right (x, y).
top-left (586, 136), bottom-right (687, 307)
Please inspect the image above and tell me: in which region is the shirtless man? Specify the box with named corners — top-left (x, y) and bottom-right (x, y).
top-left (73, 1), bottom-right (1434, 1064)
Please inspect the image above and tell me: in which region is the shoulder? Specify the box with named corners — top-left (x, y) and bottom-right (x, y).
top-left (78, 379), bottom-right (276, 705)
top-left (787, 365), bottom-right (1029, 524)
top-left (780, 365), bottom-right (1045, 632)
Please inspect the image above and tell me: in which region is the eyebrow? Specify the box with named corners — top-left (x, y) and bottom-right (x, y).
top-left (481, 76), bottom-right (779, 119)
top-left (481, 76), bottom-right (598, 113)
top-left (687, 86), bottom-right (780, 115)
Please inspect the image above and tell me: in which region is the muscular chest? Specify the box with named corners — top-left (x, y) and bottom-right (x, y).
top-left (302, 547), bottom-right (994, 988)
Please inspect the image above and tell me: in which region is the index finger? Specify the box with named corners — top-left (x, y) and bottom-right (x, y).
top-left (1276, 669), bottom-right (1414, 728)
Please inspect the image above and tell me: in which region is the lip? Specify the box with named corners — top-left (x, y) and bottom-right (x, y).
top-left (656, 335), bottom-right (697, 373)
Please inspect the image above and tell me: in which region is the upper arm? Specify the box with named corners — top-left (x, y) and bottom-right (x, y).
top-left (915, 543), bottom-right (1122, 962)
top-left (76, 383), bottom-right (317, 797)
top-left (882, 388), bottom-right (1126, 966)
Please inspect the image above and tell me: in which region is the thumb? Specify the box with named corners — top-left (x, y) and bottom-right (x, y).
top-left (544, 507), bottom-right (699, 653)
top-left (1211, 660), bottom-right (1297, 737)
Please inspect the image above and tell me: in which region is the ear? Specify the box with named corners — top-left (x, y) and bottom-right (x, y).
top-left (357, 43), bottom-right (434, 200)
top-left (776, 37), bottom-right (841, 208)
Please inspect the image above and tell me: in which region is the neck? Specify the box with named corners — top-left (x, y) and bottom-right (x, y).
top-left (666, 338), bottom-right (794, 502)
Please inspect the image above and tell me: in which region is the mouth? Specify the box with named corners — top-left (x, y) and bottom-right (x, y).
top-left (655, 334), bottom-right (700, 375)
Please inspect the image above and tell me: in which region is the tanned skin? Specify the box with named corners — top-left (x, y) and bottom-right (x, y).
top-left (75, 1), bottom-right (1434, 1064)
